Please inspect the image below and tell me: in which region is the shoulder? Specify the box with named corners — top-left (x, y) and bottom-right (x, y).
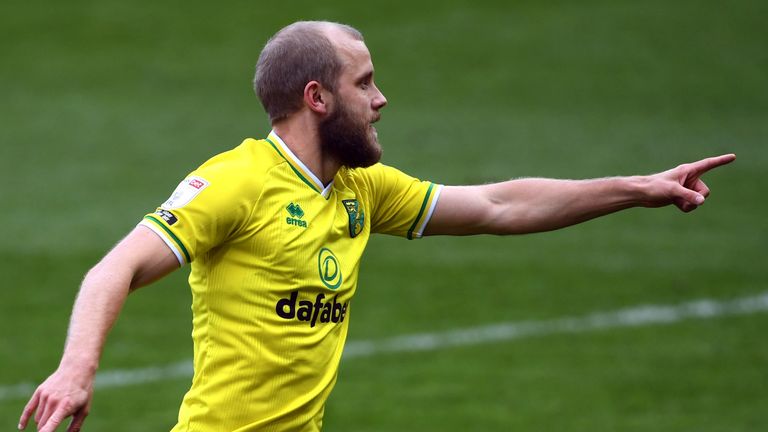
top-left (160, 138), bottom-right (279, 212)
top-left (191, 138), bottom-right (281, 195)
top-left (344, 163), bottom-right (425, 193)
top-left (197, 138), bottom-right (280, 176)
top-left (343, 163), bottom-right (399, 185)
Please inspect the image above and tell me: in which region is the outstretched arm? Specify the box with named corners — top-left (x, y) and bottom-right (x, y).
top-left (425, 154), bottom-right (735, 236)
top-left (18, 225), bottom-right (179, 432)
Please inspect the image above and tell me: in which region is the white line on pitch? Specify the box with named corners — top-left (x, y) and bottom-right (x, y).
top-left (2, 291), bottom-right (767, 402)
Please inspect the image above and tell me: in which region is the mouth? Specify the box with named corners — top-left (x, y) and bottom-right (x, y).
top-left (368, 114), bottom-right (381, 137)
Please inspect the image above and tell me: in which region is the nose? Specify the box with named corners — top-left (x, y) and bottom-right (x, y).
top-left (372, 83), bottom-right (387, 110)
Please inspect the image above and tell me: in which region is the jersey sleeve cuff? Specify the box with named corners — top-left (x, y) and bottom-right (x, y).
top-left (407, 183), bottom-right (443, 240)
top-left (139, 217), bottom-right (189, 265)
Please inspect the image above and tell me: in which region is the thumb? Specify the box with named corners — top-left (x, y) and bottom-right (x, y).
top-left (675, 184), bottom-right (705, 206)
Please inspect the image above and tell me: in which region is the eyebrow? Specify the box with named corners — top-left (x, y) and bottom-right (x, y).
top-left (356, 70), bottom-right (373, 84)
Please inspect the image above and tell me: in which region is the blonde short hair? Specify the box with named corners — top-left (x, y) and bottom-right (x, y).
top-left (254, 21), bottom-right (363, 122)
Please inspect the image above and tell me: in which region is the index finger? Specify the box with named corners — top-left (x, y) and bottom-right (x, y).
top-left (687, 153), bottom-right (736, 175)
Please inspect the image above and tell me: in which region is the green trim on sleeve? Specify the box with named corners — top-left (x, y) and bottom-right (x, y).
top-left (265, 138), bottom-right (321, 193)
top-left (407, 183), bottom-right (435, 240)
top-left (144, 215), bottom-right (192, 263)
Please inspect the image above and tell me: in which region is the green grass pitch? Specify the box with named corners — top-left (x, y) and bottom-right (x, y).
top-left (1, 0), bottom-right (766, 430)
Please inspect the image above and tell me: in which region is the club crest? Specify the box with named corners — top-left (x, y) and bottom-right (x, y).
top-left (342, 199), bottom-right (365, 238)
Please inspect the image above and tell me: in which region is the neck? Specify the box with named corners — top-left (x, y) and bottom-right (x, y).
top-left (272, 117), bottom-right (341, 186)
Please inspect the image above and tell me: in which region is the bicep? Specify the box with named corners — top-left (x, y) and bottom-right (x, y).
top-left (99, 225), bottom-right (180, 291)
top-left (423, 185), bottom-right (496, 236)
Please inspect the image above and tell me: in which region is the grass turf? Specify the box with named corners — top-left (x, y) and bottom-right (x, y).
top-left (0, 0), bottom-right (766, 430)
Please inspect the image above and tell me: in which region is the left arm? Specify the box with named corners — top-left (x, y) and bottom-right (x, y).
top-left (425, 154), bottom-right (735, 236)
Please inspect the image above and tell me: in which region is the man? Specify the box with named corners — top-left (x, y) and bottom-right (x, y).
top-left (19, 21), bottom-right (734, 432)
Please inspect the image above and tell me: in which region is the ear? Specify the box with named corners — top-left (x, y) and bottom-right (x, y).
top-left (303, 80), bottom-right (331, 115)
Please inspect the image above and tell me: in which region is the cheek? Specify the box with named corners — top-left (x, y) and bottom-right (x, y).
top-left (350, 104), bottom-right (370, 123)
top-left (349, 89), bottom-right (373, 110)
top-left (351, 95), bottom-right (370, 113)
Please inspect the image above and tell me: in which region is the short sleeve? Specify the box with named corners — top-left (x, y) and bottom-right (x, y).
top-left (139, 153), bottom-right (258, 265)
top-left (360, 164), bottom-right (442, 239)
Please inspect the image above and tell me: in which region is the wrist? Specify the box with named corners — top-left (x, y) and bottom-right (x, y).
top-left (622, 175), bottom-right (652, 207)
top-left (59, 352), bottom-right (99, 377)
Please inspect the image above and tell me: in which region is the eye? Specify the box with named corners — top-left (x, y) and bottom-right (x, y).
top-left (360, 82), bottom-right (369, 90)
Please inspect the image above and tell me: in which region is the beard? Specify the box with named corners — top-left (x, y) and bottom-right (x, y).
top-left (318, 99), bottom-right (382, 169)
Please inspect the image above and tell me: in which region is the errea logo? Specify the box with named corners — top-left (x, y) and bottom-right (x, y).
top-left (286, 202), bottom-right (308, 228)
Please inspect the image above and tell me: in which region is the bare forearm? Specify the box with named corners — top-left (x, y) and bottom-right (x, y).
top-left (59, 226), bottom-right (179, 372)
top-left (482, 176), bottom-right (645, 234)
top-left (19, 226), bottom-right (179, 431)
top-left (427, 154), bottom-right (735, 237)
top-left (427, 177), bottom-right (645, 236)
top-left (59, 258), bottom-right (133, 374)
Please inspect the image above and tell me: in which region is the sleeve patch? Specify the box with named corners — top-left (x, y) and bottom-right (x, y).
top-left (155, 209), bottom-right (178, 225)
top-left (162, 176), bottom-right (209, 210)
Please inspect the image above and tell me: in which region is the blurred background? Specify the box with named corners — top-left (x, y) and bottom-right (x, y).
top-left (1, 0), bottom-right (766, 430)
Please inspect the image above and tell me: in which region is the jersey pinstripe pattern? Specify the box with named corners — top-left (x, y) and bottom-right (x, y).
top-left (140, 131), bottom-right (441, 431)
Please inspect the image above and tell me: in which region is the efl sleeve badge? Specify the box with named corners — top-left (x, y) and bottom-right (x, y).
top-left (161, 176), bottom-right (210, 210)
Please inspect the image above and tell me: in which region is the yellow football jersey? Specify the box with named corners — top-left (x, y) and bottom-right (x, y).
top-left (139, 131), bottom-right (442, 431)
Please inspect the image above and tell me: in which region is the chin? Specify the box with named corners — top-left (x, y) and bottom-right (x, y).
top-left (369, 127), bottom-right (380, 144)
top-left (369, 138), bottom-right (382, 158)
